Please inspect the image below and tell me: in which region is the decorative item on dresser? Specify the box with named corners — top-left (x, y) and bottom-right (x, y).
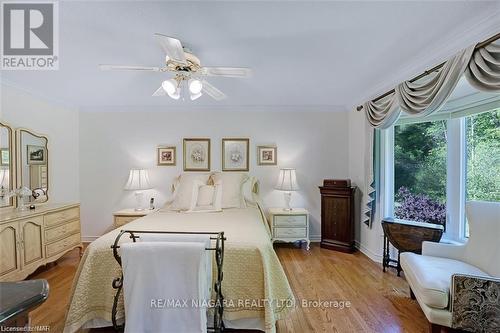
top-left (112, 208), bottom-right (158, 229)
top-left (268, 208), bottom-right (310, 250)
top-left (0, 203), bottom-right (82, 282)
top-left (381, 217), bottom-right (443, 276)
top-left (319, 179), bottom-right (356, 253)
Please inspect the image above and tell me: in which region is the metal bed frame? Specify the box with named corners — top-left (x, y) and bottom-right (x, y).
top-left (110, 230), bottom-right (226, 333)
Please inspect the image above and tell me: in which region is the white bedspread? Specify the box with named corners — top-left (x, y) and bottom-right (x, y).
top-left (64, 207), bottom-right (294, 333)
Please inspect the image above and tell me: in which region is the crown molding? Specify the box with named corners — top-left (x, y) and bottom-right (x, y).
top-left (78, 104), bottom-right (350, 113)
top-left (350, 9), bottom-right (500, 110)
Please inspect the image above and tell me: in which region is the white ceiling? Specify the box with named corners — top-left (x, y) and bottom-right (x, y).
top-left (2, 1), bottom-right (499, 111)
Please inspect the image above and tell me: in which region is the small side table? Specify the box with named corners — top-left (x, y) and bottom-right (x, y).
top-left (382, 217), bottom-right (444, 276)
top-left (268, 208), bottom-right (310, 250)
top-left (113, 208), bottom-right (157, 229)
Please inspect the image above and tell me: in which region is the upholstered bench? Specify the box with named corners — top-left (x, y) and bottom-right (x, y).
top-left (400, 201), bottom-right (500, 333)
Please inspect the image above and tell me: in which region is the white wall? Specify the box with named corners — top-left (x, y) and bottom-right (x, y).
top-left (79, 109), bottom-right (349, 240)
top-left (0, 84), bottom-right (80, 203)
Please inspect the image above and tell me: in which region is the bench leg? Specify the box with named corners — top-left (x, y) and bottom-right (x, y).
top-left (429, 323), bottom-right (443, 333)
top-left (410, 288), bottom-right (416, 300)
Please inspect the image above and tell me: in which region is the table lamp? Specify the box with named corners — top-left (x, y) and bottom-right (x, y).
top-left (124, 169), bottom-right (152, 211)
top-left (275, 168), bottom-right (300, 211)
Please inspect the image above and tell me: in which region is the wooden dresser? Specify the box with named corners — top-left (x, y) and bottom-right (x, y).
top-left (0, 203), bottom-right (82, 282)
top-left (319, 180), bottom-right (356, 253)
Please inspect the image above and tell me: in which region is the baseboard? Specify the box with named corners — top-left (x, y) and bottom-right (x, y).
top-left (355, 240), bottom-right (383, 263)
top-left (82, 236), bottom-right (99, 243)
top-left (309, 235), bottom-right (321, 242)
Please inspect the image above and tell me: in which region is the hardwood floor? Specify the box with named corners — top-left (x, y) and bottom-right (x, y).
top-left (26, 244), bottom-right (428, 333)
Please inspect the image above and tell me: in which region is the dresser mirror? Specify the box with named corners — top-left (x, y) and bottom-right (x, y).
top-left (0, 122), bottom-right (15, 209)
top-left (17, 129), bottom-right (49, 204)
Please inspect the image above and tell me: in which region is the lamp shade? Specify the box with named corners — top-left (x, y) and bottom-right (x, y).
top-left (275, 168), bottom-right (300, 192)
top-left (124, 169), bottom-right (152, 191)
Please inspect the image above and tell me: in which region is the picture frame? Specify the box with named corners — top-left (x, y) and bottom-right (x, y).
top-left (0, 149), bottom-right (9, 166)
top-left (183, 138), bottom-right (211, 171)
top-left (157, 146), bottom-right (176, 166)
top-left (222, 138), bottom-right (249, 171)
top-left (257, 146), bottom-right (277, 166)
top-left (27, 145), bottom-right (46, 165)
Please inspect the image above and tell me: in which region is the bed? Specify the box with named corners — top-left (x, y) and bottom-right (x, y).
top-left (63, 205), bottom-right (295, 333)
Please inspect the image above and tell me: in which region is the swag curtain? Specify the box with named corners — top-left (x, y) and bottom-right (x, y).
top-left (465, 40), bottom-right (500, 92)
top-left (360, 36), bottom-right (500, 226)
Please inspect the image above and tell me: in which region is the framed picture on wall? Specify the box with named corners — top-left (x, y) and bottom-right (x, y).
top-left (157, 146), bottom-right (176, 166)
top-left (222, 138), bottom-right (249, 171)
top-left (183, 138), bottom-right (211, 171)
top-left (27, 145), bottom-right (46, 165)
top-left (257, 146), bottom-right (277, 166)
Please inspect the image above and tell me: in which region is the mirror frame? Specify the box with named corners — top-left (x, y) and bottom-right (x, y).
top-left (0, 121), bottom-right (16, 210)
top-left (15, 128), bottom-right (49, 205)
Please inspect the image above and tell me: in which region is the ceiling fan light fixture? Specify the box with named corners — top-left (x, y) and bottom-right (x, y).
top-left (162, 79), bottom-right (177, 95)
top-left (168, 91), bottom-right (181, 100)
top-left (188, 79), bottom-right (203, 94)
top-left (190, 92), bottom-right (202, 101)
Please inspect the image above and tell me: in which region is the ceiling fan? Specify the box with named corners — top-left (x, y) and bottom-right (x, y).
top-left (99, 33), bottom-right (251, 101)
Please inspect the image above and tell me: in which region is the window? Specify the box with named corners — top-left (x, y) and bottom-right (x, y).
top-left (384, 103), bottom-right (499, 241)
top-left (393, 121), bottom-right (447, 226)
top-left (464, 109), bottom-right (500, 236)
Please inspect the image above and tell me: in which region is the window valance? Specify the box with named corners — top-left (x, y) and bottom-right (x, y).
top-left (360, 37), bottom-right (500, 129)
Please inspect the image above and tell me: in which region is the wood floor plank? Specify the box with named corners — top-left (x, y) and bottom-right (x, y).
top-left (25, 243), bottom-right (428, 332)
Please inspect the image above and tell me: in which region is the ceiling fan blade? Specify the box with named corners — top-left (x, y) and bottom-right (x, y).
top-left (152, 86), bottom-right (166, 97)
top-left (200, 67), bottom-right (251, 78)
top-left (99, 64), bottom-right (160, 71)
top-left (154, 33), bottom-right (187, 65)
top-left (201, 80), bottom-right (227, 101)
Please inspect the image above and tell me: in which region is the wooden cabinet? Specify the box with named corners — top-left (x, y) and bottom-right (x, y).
top-left (0, 203), bottom-right (82, 281)
top-left (319, 183), bottom-right (356, 253)
top-left (0, 222), bottom-right (20, 279)
top-left (20, 217), bottom-right (44, 269)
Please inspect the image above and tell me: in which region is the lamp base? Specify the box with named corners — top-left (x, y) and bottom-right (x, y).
top-left (134, 191), bottom-right (146, 211)
top-left (282, 191), bottom-right (293, 211)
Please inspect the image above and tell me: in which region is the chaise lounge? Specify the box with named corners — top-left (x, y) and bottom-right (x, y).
top-left (400, 201), bottom-right (500, 332)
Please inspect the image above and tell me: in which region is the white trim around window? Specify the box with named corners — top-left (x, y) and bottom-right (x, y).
top-left (381, 117), bottom-right (468, 243)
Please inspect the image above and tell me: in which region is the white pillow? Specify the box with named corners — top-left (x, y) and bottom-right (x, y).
top-left (242, 176), bottom-right (259, 206)
top-left (211, 172), bottom-right (248, 209)
top-left (171, 173), bottom-right (211, 210)
top-left (188, 180), bottom-right (222, 212)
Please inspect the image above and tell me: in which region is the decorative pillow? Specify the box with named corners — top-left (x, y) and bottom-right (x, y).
top-left (170, 173), bottom-right (211, 210)
top-left (188, 180), bottom-right (222, 212)
top-left (242, 176), bottom-right (259, 206)
top-left (211, 172), bottom-right (248, 209)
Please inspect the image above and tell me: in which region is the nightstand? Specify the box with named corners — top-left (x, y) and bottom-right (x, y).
top-left (113, 209), bottom-right (157, 229)
top-left (268, 208), bottom-right (310, 250)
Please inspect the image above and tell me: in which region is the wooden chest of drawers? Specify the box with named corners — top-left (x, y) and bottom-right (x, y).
top-left (0, 203), bottom-right (82, 281)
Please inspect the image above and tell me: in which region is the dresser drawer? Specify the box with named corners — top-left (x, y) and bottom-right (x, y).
top-left (45, 220), bottom-right (80, 243)
top-left (44, 207), bottom-right (80, 228)
top-left (274, 215), bottom-right (307, 227)
top-left (46, 233), bottom-right (81, 257)
top-left (274, 227), bottom-right (307, 238)
top-left (115, 216), bottom-right (141, 227)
